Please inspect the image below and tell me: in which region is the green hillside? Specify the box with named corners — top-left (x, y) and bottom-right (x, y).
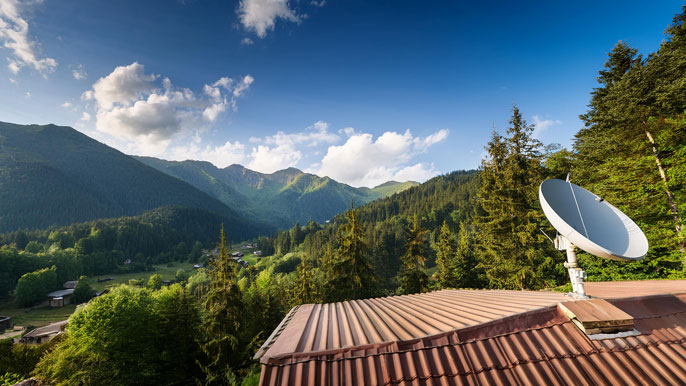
top-left (136, 157), bottom-right (416, 229)
top-left (0, 122), bottom-right (264, 237)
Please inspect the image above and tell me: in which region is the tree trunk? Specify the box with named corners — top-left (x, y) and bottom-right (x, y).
top-left (644, 126), bottom-right (686, 263)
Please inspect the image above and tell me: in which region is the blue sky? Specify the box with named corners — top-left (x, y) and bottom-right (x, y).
top-left (0, 0), bottom-right (683, 187)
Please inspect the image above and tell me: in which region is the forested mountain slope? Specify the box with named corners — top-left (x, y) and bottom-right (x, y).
top-left (136, 157), bottom-right (418, 229)
top-left (0, 122), bottom-right (264, 237)
top-left (259, 170), bottom-right (480, 290)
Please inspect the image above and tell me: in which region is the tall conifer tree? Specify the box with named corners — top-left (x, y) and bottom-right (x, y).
top-left (199, 224), bottom-right (244, 385)
top-left (435, 221), bottom-right (456, 289)
top-left (323, 205), bottom-right (375, 301)
top-left (399, 214), bottom-right (429, 294)
top-left (575, 10), bottom-right (686, 268)
top-left (476, 107), bottom-right (559, 289)
top-left (291, 258), bottom-right (319, 306)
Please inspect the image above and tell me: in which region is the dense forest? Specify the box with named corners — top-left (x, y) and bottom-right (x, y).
top-left (0, 206), bottom-right (248, 303)
top-left (1, 6), bottom-right (686, 386)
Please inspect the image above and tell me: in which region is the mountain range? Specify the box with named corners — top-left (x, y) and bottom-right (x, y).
top-left (0, 121), bottom-right (417, 234)
top-left (136, 157), bottom-right (417, 229)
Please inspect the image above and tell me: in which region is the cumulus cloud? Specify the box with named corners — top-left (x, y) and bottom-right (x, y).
top-left (80, 111), bottom-right (91, 122)
top-left (247, 120), bottom-right (339, 173)
top-left (532, 115), bottom-right (561, 139)
top-left (60, 101), bottom-right (72, 108)
top-left (82, 62), bottom-right (253, 155)
top-left (168, 136), bottom-right (246, 168)
top-left (238, 0), bottom-right (299, 38)
top-left (315, 129), bottom-right (449, 187)
top-left (241, 37), bottom-right (254, 45)
top-left (72, 64), bottom-right (87, 80)
top-left (91, 62), bottom-right (157, 109)
top-left (0, 0), bottom-right (57, 76)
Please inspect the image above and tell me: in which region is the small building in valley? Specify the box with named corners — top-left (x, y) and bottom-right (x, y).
top-left (19, 320), bottom-right (68, 345)
top-left (63, 280), bottom-right (78, 289)
top-left (0, 316), bottom-right (11, 331)
top-left (47, 289), bottom-right (74, 308)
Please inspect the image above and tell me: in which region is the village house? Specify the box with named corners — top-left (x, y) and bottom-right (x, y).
top-left (47, 289), bottom-right (74, 308)
top-left (19, 320), bottom-right (68, 345)
top-left (0, 316), bottom-right (11, 331)
top-left (62, 280), bottom-right (78, 289)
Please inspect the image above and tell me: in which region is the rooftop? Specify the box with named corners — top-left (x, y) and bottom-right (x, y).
top-left (584, 279), bottom-right (686, 298)
top-left (258, 279), bottom-right (686, 386)
top-left (46, 289), bottom-right (74, 298)
top-left (22, 320), bottom-right (68, 339)
top-left (256, 289), bottom-right (568, 361)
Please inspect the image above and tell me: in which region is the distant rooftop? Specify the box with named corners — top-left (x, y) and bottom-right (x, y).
top-left (46, 289), bottom-right (74, 298)
top-left (22, 320), bottom-right (68, 339)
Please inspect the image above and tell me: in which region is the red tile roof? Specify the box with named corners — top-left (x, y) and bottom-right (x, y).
top-left (258, 283), bottom-right (686, 386)
top-left (260, 294), bottom-right (686, 386)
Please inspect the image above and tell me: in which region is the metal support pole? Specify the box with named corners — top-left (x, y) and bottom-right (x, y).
top-left (563, 244), bottom-right (588, 299)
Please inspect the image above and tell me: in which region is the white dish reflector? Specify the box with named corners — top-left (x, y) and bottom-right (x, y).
top-left (539, 179), bottom-right (648, 261)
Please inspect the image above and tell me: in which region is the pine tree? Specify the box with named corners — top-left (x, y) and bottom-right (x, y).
top-left (454, 225), bottom-right (481, 288)
top-left (435, 221), bottom-right (456, 289)
top-left (199, 224), bottom-right (244, 385)
top-left (399, 214), bottom-right (429, 294)
top-left (574, 11), bottom-right (686, 270)
top-left (323, 205), bottom-right (375, 302)
top-left (476, 107), bottom-right (560, 289)
top-left (291, 258), bottom-right (319, 306)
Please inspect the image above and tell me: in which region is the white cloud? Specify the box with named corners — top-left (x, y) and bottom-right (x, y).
top-left (248, 144), bottom-right (302, 173)
top-left (339, 127), bottom-right (355, 137)
top-left (168, 136), bottom-right (246, 168)
top-left (61, 101), bottom-right (72, 108)
top-left (81, 90), bottom-right (94, 101)
top-left (532, 115), bottom-right (561, 139)
top-left (82, 62), bottom-right (253, 155)
top-left (24, 91), bottom-right (29, 98)
top-left (241, 37), bottom-right (254, 45)
top-left (91, 62), bottom-right (157, 109)
top-left (392, 163), bottom-right (438, 183)
top-left (238, 0), bottom-right (299, 38)
top-left (311, 0), bottom-right (326, 6)
top-left (72, 64), bottom-right (87, 80)
top-left (247, 120), bottom-right (339, 173)
top-left (203, 102), bottom-right (227, 122)
top-left (0, 0), bottom-right (57, 76)
top-left (233, 75), bottom-right (254, 98)
top-left (315, 129), bottom-right (448, 187)
top-left (80, 112), bottom-right (91, 122)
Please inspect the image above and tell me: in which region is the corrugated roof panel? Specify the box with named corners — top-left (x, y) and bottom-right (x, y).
top-left (584, 279), bottom-right (686, 298)
top-left (260, 294), bottom-right (686, 386)
top-left (258, 289), bottom-right (569, 362)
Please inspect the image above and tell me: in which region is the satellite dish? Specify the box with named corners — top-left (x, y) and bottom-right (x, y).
top-left (539, 179), bottom-right (649, 298)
